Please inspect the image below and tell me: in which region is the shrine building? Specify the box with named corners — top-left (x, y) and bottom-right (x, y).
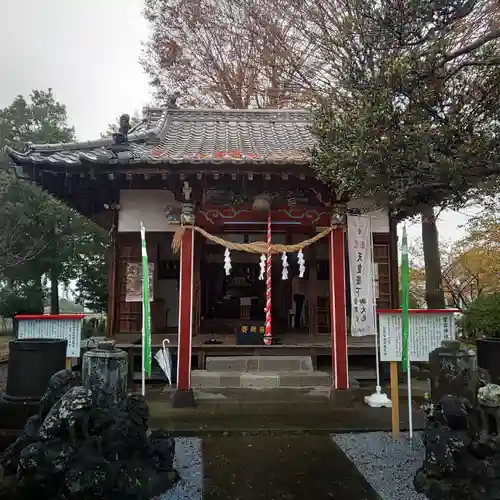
top-left (5, 106), bottom-right (399, 403)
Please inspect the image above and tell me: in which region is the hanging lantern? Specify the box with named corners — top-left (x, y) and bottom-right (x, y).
top-left (252, 194), bottom-right (271, 212)
top-left (259, 254), bottom-right (266, 280)
top-left (297, 249), bottom-right (306, 278)
top-left (224, 248), bottom-right (232, 276)
top-left (281, 252), bottom-right (289, 280)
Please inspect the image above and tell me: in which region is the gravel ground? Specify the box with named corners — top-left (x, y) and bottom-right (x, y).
top-left (332, 431), bottom-right (426, 500)
top-left (0, 362), bottom-right (6, 392)
top-left (161, 437), bottom-right (203, 500)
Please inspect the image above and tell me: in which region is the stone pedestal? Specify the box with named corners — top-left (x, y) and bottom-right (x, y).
top-left (428, 340), bottom-right (477, 404)
top-left (82, 340), bottom-right (128, 405)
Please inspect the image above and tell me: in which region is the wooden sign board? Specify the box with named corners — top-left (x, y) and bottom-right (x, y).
top-left (379, 310), bottom-right (457, 362)
top-left (125, 262), bottom-right (154, 302)
top-left (15, 315), bottom-right (84, 358)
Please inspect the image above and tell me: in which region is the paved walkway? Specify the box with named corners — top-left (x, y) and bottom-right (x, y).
top-left (203, 435), bottom-right (380, 500)
top-left (148, 390), bottom-right (425, 435)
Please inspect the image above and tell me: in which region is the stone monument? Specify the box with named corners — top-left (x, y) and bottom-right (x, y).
top-left (428, 339), bottom-right (477, 404)
top-left (82, 340), bottom-right (128, 405)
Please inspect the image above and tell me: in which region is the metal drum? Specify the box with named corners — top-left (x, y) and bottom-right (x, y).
top-left (476, 338), bottom-right (500, 385)
top-left (5, 339), bottom-right (67, 401)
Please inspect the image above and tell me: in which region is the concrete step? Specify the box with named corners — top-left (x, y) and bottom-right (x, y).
top-left (191, 370), bottom-right (331, 389)
top-left (349, 369), bottom-right (377, 381)
top-left (205, 356), bottom-right (314, 373)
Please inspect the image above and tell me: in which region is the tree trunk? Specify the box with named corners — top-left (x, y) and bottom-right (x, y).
top-left (35, 276), bottom-right (44, 313)
top-left (421, 206), bottom-right (445, 308)
top-left (50, 268), bottom-right (59, 314)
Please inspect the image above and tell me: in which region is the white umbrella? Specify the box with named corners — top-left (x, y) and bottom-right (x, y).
top-left (154, 338), bottom-right (172, 386)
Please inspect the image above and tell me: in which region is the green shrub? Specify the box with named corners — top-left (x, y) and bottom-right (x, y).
top-left (81, 317), bottom-right (107, 339)
top-left (459, 293), bottom-right (500, 338)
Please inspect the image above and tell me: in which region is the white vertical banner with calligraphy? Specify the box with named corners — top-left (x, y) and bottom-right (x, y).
top-left (347, 215), bottom-right (377, 336)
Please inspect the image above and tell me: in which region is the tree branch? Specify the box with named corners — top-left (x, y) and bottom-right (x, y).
top-left (443, 28), bottom-right (500, 62)
top-left (444, 57), bottom-right (500, 82)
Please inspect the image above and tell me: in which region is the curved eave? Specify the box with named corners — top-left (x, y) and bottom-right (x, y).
top-left (144, 155), bottom-right (310, 165)
top-left (5, 145), bottom-right (311, 169)
top-left (17, 115), bottom-right (165, 153)
top-left (3, 110), bottom-right (168, 168)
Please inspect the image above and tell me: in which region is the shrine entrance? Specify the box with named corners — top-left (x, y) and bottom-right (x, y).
top-left (197, 229), bottom-right (316, 336)
top-left (199, 236), bottom-right (308, 335)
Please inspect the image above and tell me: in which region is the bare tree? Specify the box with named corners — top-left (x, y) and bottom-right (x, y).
top-left (141, 0), bottom-right (322, 107)
top-left (142, 0), bottom-right (500, 311)
top-left (142, 0), bottom-right (499, 108)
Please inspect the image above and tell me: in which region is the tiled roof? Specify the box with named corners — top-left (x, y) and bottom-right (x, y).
top-left (5, 108), bottom-right (315, 168)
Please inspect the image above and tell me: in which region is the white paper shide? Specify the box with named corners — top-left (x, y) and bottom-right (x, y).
top-left (347, 215), bottom-right (376, 337)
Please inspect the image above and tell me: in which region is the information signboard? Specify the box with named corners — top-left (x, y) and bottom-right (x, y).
top-left (379, 309), bottom-right (457, 362)
top-left (15, 314), bottom-right (84, 358)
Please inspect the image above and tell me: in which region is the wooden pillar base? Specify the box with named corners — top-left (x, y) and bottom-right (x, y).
top-left (171, 389), bottom-right (195, 408)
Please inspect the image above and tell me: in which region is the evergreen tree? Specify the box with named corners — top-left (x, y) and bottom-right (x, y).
top-left (0, 89), bottom-right (108, 316)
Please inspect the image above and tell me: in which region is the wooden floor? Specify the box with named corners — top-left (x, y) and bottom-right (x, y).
top-left (110, 333), bottom-right (377, 380)
top-left (113, 333), bottom-right (376, 357)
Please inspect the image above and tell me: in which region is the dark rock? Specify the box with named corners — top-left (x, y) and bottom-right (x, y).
top-left (38, 387), bottom-right (93, 443)
top-left (479, 368), bottom-right (492, 387)
top-left (415, 394), bottom-right (500, 500)
top-left (23, 414), bottom-right (41, 437)
top-left (428, 340), bottom-right (478, 405)
top-left (0, 375), bottom-right (177, 499)
top-left (438, 395), bottom-right (471, 430)
top-left (150, 429), bottom-right (176, 472)
top-left (38, 369), bottom-right (80, 421)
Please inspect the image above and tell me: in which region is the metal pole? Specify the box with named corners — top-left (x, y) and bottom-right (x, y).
top-left (369, 216), bottom-right (382, 391)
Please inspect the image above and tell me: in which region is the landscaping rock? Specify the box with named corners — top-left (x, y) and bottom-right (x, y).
top-left (478, 383), bottom-right (500, 407)
top-left (0, 369), bottom-right (178, 500)
top-left (414, 394), bottom-right (500, 500)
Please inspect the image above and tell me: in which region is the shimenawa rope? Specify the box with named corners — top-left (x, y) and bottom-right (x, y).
top-left (171, 225), bottom-right (333, 254)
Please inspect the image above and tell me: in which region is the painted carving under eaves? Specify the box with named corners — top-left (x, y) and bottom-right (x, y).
top-left (202, 187), bottom-right (328, 208)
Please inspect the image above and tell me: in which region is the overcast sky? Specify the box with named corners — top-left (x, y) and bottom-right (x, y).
top-left (0, 0), bottom-right (471, 243)
top-left (0, 0), bottom-right (151, 140)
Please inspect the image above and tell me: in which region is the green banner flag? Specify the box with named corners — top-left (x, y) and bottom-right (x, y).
top-left (401, 225), bottom-right (409, 372)
top-left (140, 222), bottom-right (152, 377)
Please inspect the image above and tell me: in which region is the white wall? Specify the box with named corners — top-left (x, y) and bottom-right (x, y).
top-left (118, 189), bottom-right (182, 232)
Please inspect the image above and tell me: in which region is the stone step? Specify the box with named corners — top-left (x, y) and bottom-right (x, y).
top-left (191, 370), bottom-right (331, 389)
top-left (205, 356), bottom-right (314, 373)
top-left (349, 369), bottom-right (377, 381)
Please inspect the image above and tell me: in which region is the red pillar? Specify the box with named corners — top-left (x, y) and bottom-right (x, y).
top-left (329, 228), bottom-right (349, 389)
top-left (106, 209), bottom-right (119, 337)
top-left (173, 227), bottom-right (195, 407)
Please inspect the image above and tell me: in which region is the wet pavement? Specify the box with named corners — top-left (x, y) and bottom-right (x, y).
top-left (148, 399), bottom-right (425, 436)
top-left (203, 435), bottom-right (380, 500)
